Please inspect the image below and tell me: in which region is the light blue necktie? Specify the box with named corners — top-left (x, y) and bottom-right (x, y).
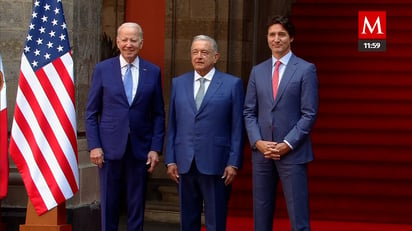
top-left (123, 64), bottom-right (133, 105)
top-left (195, 78), bottom-right (206, 110)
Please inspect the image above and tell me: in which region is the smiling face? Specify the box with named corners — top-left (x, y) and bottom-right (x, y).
top-left (116, 23), bottom-right (143, 63)
top-left (267, 23), bottom-right (294, 59)
top-left (190, 39), bottom-right (219, 76)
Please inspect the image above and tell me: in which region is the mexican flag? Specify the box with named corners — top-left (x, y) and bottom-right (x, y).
top-left (0, 52), bottom-right (8, 199)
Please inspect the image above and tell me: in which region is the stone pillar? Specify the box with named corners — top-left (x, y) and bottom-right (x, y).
top-left (66, 0), bottom-right (102, 210)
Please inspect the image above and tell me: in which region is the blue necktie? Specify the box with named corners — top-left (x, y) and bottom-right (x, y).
top-left (195, 78), bottom-right (206, 110)
top-left (124, 64), bottom-right (133, 105)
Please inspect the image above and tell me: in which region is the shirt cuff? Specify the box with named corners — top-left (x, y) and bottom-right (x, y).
top-left (284, 140), bottom-right (293, 150)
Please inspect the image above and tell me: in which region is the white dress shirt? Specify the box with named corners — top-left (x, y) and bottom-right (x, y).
top-left (193, 67), bottom-right (215, 98)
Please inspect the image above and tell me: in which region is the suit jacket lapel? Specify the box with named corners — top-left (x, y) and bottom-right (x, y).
top-left (111, 57), bottom-right (129, 105)
top-left (183, 73), bottom-right (197, 112)
top-left (262, 59), bottom-right (276, 105)
top-left (259, 59), bottom-right (276, 106)
top-left (131, 59), bottom-right (148, 105)
top-left (274, 54), bottom-right (297, 106)
top-left (197, 71), bottom-right (223, 113)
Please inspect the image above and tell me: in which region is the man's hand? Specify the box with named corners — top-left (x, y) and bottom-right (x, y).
top-left (273, 142), bottom-right (292, 158)
top-left (146, 151), bottom-right (160, 173)
top-left (167, 164), bottom-right (179, 184)
top-left (255, 140), bottom-right (280, 160)
top-left (265, 142), bottom-right (292, 160)
top-left (90, 148), bottom-right (104, 168)
top-left (222, 166), bottom-right (237, 185)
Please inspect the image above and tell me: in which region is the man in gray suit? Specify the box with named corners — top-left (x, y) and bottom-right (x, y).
top-left (243, 15), bottom-right (318, 231)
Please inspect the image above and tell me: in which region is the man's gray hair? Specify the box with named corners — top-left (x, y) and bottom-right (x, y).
top-left (191, 35), bottom-right (218, 52)
top-left (117, 22), bottom-right (144, 40)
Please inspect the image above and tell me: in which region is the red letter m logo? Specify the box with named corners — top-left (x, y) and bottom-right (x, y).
top-left (358, 11), bottom-right (386, 39)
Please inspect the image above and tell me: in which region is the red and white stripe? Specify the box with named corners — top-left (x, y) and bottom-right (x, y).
top-left (9, 52), bottom-right (79, 215)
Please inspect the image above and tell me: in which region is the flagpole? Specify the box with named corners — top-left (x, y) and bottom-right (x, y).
top-left (0, 206), bottom-right (6, 231)
top-left (19, 200), bottom-right (71, 231)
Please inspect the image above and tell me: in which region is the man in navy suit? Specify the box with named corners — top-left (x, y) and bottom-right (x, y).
top-left (85, 22), bottom-right (165, 231)
top-left (244, 16), bottom-right (318, 231)
top-left (165, 35), bottom-right (244, 231)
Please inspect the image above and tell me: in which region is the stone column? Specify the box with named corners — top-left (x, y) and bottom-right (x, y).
top-left (66, 0), bottom-right (102, 210)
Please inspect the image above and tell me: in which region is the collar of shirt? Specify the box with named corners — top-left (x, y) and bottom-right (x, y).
top-left (119, 56), bottom-right (140, 81)
top-left (272, 51), bottom-right (292, 81)
top-left (272, 51), bottom-right (292, 67)
top-left (120, 55), bottom-right (140, 71)
top-left (194, 67), bottom-right (215, 82)
top-left (193, 67), bottom-right (215, 97)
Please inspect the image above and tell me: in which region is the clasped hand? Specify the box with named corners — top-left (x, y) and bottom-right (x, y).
top-left (255, 140), bottom-right (291, 160)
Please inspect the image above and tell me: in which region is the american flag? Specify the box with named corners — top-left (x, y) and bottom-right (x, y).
top-left (9, 0), bottom-right (79, 215)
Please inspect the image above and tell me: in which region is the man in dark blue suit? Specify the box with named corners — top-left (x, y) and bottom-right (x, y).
top-left (85, 22), bottom-right (165, 231)
top-left (165, 35), bottom-right (244, 231)
top-left (244, 16), bottom-right (318, 231)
